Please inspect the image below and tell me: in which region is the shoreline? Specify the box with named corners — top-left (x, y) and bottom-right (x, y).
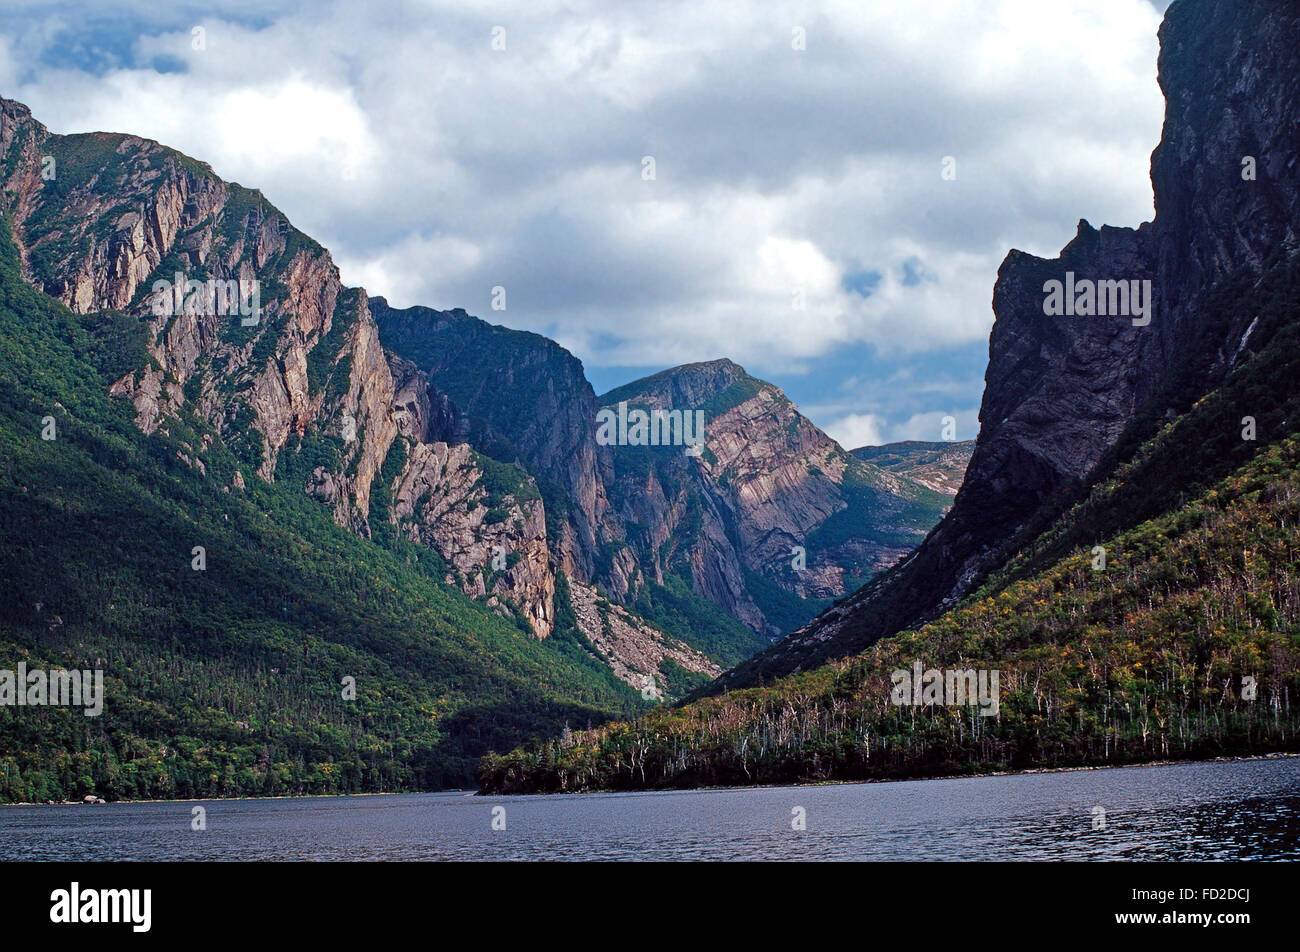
top-left (4, 751), bottom-right (1295, 807)
top-left (477, 750), bottom-right (1300, 797)
top-left (1, 789), bottom-right (474, 808)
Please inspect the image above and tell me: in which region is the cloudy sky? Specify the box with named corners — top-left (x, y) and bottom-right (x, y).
top-left (0, 0), bottom-right (1172, 447)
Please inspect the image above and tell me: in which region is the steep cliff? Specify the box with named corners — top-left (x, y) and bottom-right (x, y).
top-left (371, 298), bottom-right (621, 588)
top-left (719, 0), bottom-right (1300, 686)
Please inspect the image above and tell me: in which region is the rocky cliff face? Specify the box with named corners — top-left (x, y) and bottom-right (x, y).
top-left (383, 351), bottom-right (554, 637)
top-left (390, 439), bottom-right (554, 638)
top-left (371, 299), bottom-right (624, 589)
top-left (720, 0), bottom-right (1300, 686)
top-left (601, 359), bottom-right (952, 636)
top-left (1, 102), bottom-right (383, 518)
top-left (0, 98), bottom-right (554, 637)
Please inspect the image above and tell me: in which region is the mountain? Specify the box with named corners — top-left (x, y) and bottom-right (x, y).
top-left (716, 0), bottom-right (1300, 689)
top-left (479, 0), bottom-right (1300, 791)
top-left (850, 441), bottom-right (974, 497)
top-left (598, 359), bottom-right (954, 638)
top-left (371, 298), bottom-right (616, 589)
top-left (0, 98), bottom-right (579, 640)
top-left (370, 300), bottom-right (771, 677)
top-left (0, 83), bottom-right (958, 800)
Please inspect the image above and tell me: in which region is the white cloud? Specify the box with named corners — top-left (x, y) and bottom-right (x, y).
top-left (823, 406), bottom-right (981, 448)
top-left (337, 232), bottom-right (486, 311)
top-left (1, 0), bottom-right (1168, 436)
top-left (0, 35), bottom-right (16, 91)
top-left (822, 412), bottom-right (886, 450)
top-left (888, 409), bottom-right (982, 443)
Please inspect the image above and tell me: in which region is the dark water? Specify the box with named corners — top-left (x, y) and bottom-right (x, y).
top-left (2, 758), bottom-right (1297, 860)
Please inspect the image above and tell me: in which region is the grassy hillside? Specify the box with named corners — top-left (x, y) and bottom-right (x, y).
top-left (629, 572), bottom-right (771, 666)
top-left (0, 212), bottom-right (644, 803)
top-left (479, 433), bottom-right (1300, 793)
top-left (805, 453), bottom-right (954, 554)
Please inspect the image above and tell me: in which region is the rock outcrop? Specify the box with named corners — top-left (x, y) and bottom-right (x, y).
top-left (372, 299), bottom-right (620, 584)
top-left (391, 439), bottom-right (554, 638)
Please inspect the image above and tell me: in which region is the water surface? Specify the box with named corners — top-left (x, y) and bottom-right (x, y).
top-left (3, 758), bottom-right (1297, 860)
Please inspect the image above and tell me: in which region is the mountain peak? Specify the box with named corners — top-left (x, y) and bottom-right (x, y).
top-left (685, 356), bottom-right (746, 374)
top-left (598, 357), bottom-right (770, 412)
